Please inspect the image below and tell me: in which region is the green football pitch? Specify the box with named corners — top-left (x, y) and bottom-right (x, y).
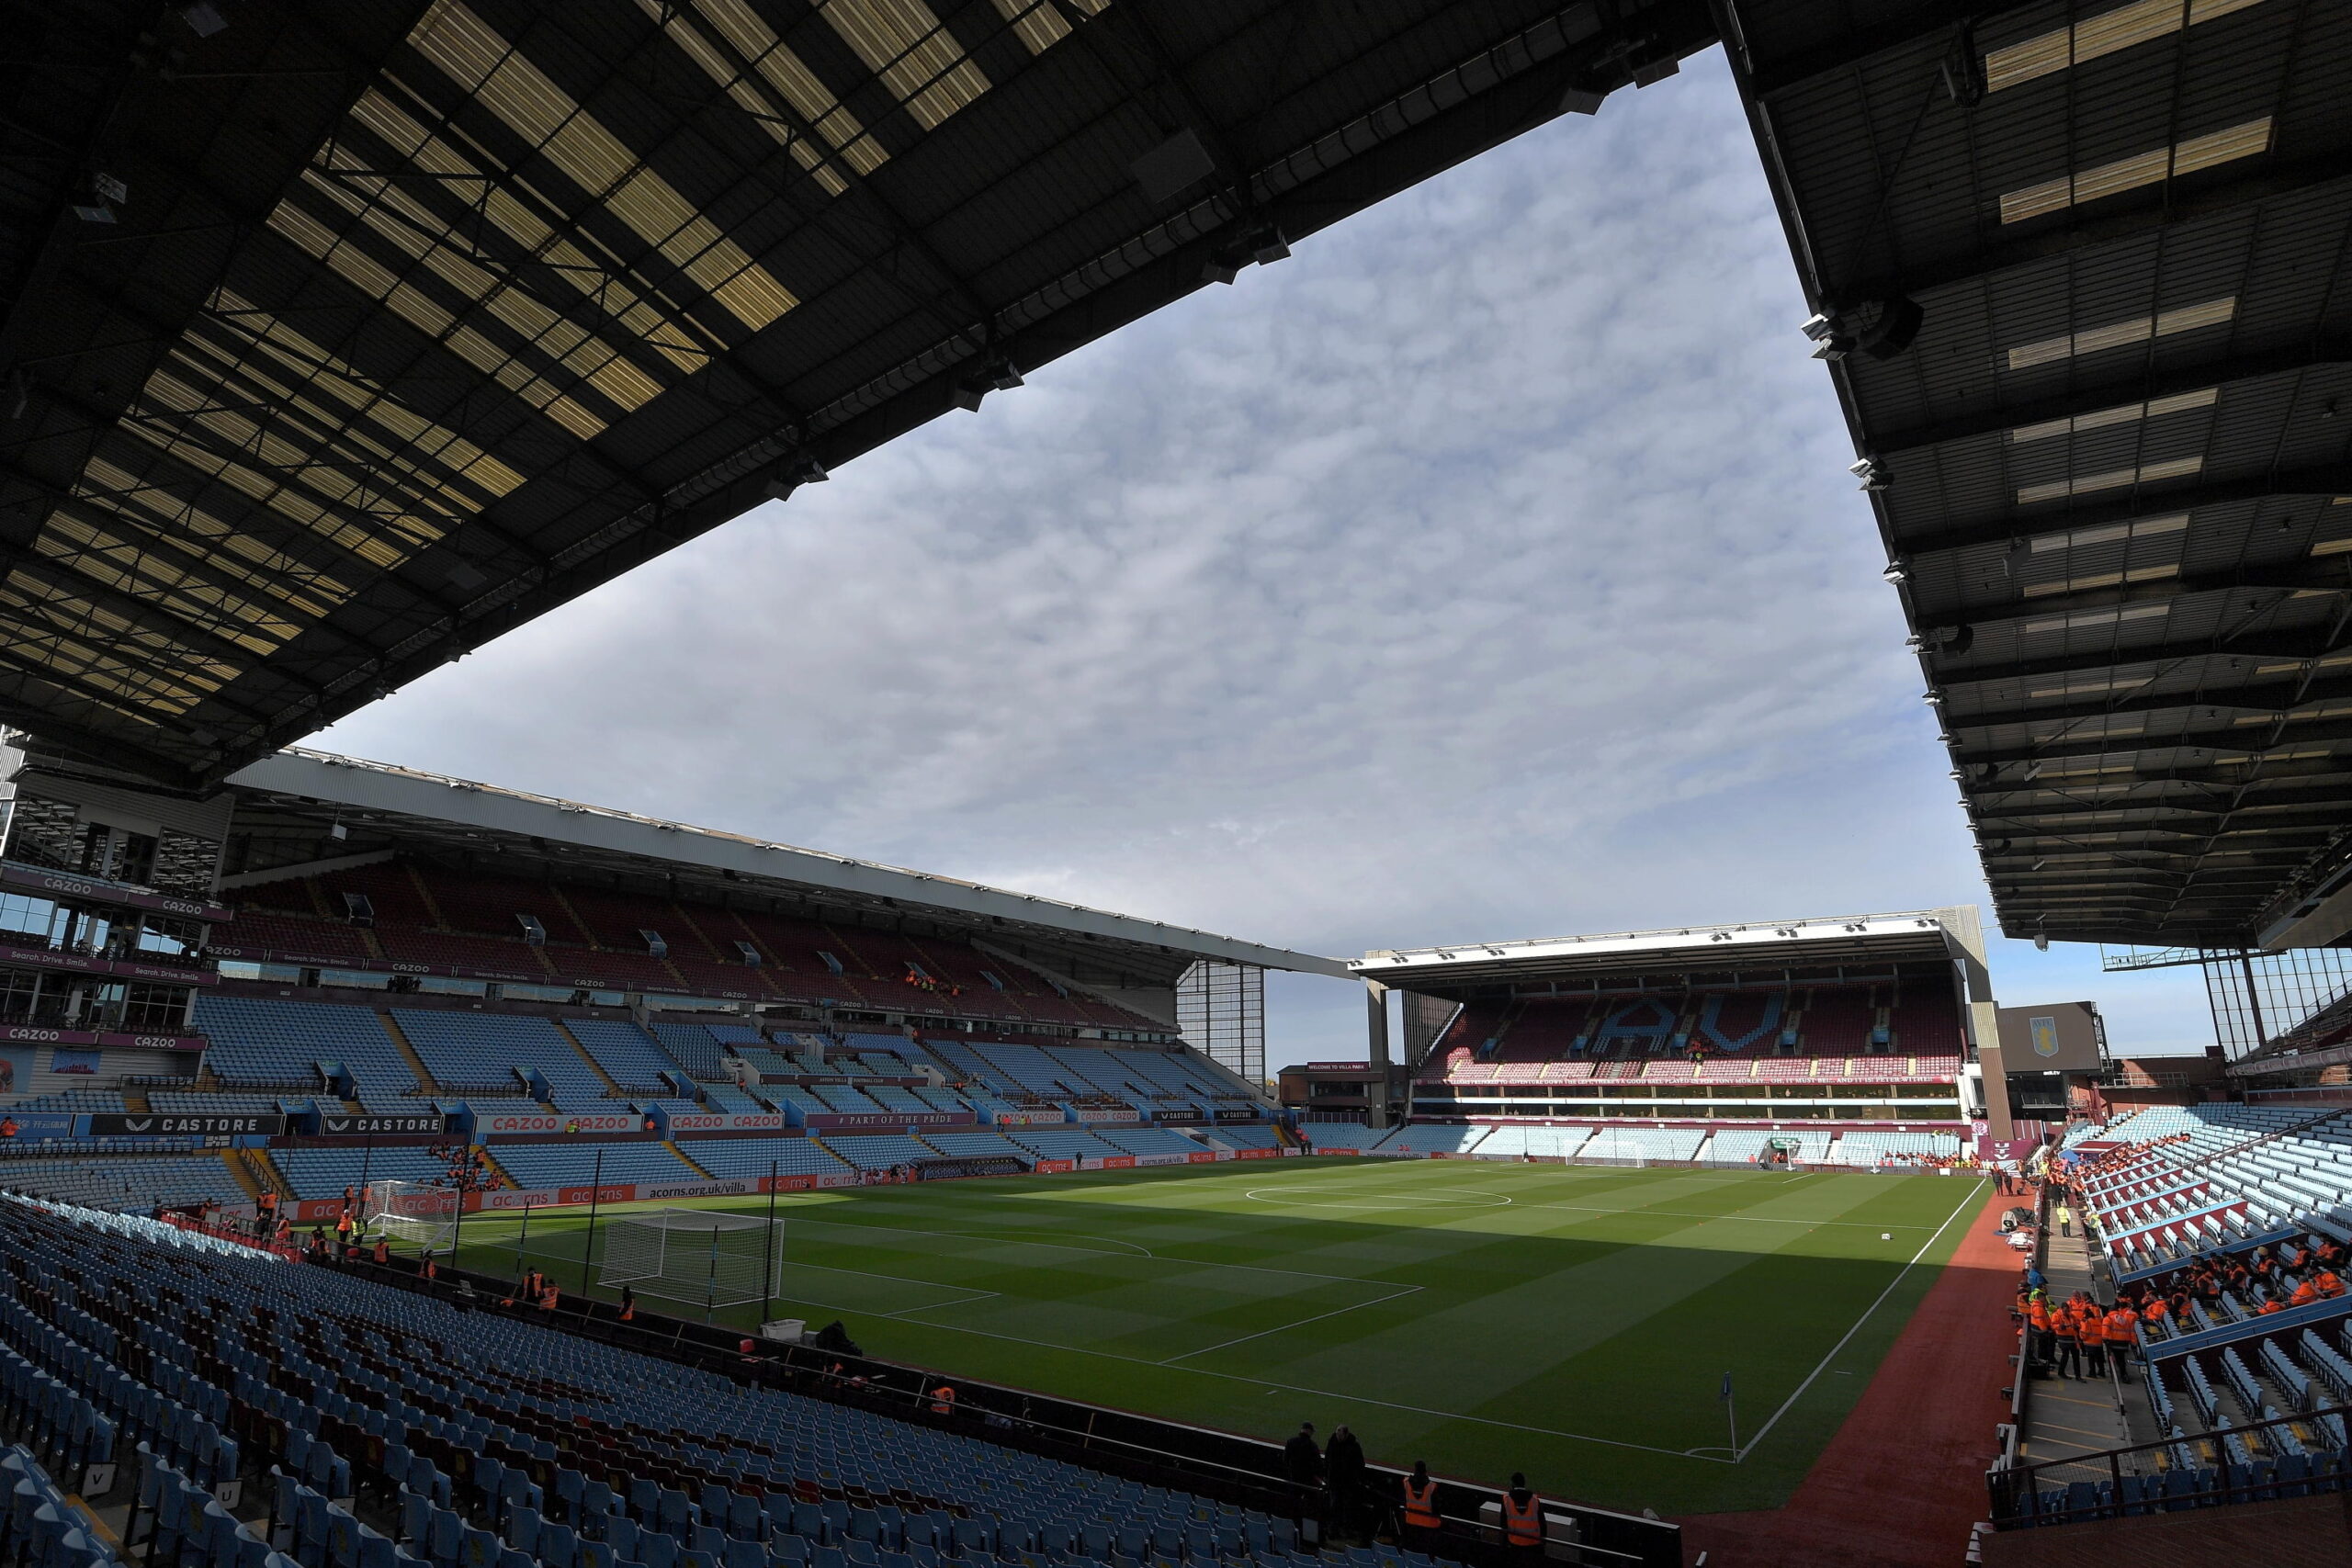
top-left (428, 1158), bottom-right (1991, 1516)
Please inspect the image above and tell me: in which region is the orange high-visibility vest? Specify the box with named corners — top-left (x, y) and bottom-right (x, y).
top-left (539, 1285), bottom-right (559, 1312)
top-left (931, 1385), bottom-right (956, 1416)
top-left (1402, 1479), bottom-right (1439, 1530)
top-left (2103, 1309), bottom-right (2136, 1344)
top-left (1502, 1493), bottom-right (1541, 1547)
top-left (2027, 1302), bottom-right (2049, 1331)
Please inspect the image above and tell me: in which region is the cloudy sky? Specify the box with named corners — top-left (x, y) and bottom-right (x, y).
top-left (311, 47), bottom-right (2213, 1066)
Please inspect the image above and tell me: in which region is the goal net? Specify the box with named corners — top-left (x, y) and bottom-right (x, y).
top-left (597, 1208), bottom-right (783, 1312)
top-left (365, 1179), bottom-right (459, 1254)
top-left (1573, 1133), bottom-right (1649, 1168)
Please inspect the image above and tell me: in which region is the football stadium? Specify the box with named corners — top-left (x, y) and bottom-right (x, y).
top-left (1, 3), bottom-right (2349, 1568)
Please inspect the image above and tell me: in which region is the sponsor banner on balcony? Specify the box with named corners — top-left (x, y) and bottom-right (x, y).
top-left (801, 1111), bottom-right (975, 1133)
top-left (0, 860), bottom-right (233, 923)
top-left (1074, 1156), bottom-right (1138, 1171)
top-left (86, 1111), bottom-right (285, 1137)
top-left (1133, 1153), bottom-right (1190, 1167)
top-left (988, 1110), bottom-right (1068, 1126)
top-left (1186, 1150), bottom-right (1220, 1164)
top-left (1234, 1147), bottom-right (1282, 1160)
top-left (318, 1113), bottom-right (447, 1137)
top-left (476, 1111), bottom-right (639, 1138)
top-left (1033, 1158), bottom-right (1075, 1174)
top-left (0, 1021), bottom-right (208, 1051)
top-left (0, 1111), bottom-right (76, 1139)
top-left (1076, 1110), bottom-right (1139, 1123)
top-left (1310, 1146), bottom-right (1359, 1156)
top-left (98, 1031), bottom-right (209, 1051)
top-left (666, 1112), bottom-right (786, 1135)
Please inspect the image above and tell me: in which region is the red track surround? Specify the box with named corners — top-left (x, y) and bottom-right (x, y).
top-left (1676, 1190), bottom-right (2018, 1567)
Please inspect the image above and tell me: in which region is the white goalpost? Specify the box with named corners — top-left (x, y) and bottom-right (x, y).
top-left (1573, 1133), bottom-right (1650, 1168)
top-left (365, 1179), bottom-right (459, 1254)
top-left (597, 1208), bottom-right (785, 1314)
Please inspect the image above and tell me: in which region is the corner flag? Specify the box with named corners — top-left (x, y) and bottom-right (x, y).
top-left (1720, 1372), bottom-right (1734, 1402)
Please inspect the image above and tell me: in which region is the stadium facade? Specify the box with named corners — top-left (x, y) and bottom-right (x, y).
top-left (1333, 907), bottom-right (2052, 1164)
top-left (0, 736), bottom-right (1349, 1234)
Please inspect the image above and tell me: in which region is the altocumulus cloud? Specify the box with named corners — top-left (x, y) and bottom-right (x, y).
top-left (311, 49), bottom-right (2213, 1063)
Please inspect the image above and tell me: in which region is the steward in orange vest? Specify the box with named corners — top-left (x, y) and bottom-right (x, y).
top-left (1500, 1475), bottom-right (1542, 1554)
top-left (1400, 1461), bottom-right (1440, 1545)
top-left (930, 1384), bottom-right (956, 1416)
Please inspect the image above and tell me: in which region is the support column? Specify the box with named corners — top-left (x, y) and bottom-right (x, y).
top-left (1364, 979), bottom-right (1393, 1133)
top-left (1973, 1000), bottom-right (2014, 1142)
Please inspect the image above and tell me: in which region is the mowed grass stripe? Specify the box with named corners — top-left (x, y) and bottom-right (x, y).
top-left (433, 1161), bottom-right (1990, 1517)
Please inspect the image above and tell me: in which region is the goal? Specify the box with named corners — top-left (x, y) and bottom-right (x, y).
top-left (1572, 1133), bottom-right (1650, 1168)
top-left (365, 1179), bottom-right (460, 1254)
top-left (597, 1208), bottom-right (784, 1314)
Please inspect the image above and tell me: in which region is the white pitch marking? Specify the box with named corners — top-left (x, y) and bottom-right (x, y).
top-left (778, 1211), bottom-right (1378, 1284)
top-left (1157, 1284), bottom-right (1424, 1365)
top-left (1728, 1179), bottom-right (1985, 1462)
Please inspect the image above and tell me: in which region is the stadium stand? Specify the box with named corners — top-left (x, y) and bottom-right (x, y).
top-left (1002, 1129), bottom-right (1130, 1163)
top-left (0, 1194), bottom-right (1345, 1568)
top-left (491, 1143), bottom-right (697, 1189)
top-left (1203, 1126), bottom-right (1284, 1151)
top-left (0, 1155), bottom-right (232, 1211)
top-left (0, 1090), bottom-right (128, 1116)
top-left (650, 1023), bottom-right (728, 1081)
top-left (1704, 1129), bottom-right (1833, 1165)
top-left (1095, 1127), bottom-right (1210, 1158)
top-left (0, 1441), bottom-right (113, 1568)
top-left (1826, 1132), bottom-right (1963, 1167)
top-left (2074, 1106), bottom-right (2352, 1270)
top-left (560, 1020), bottom-right (685, 1096)
top-left (1577, 1128), bottom-right (1706, 1162)
top-left (391, 1012), bottom-right (609, 1106)
top-left (681, 1138), bottom-right (849, 1180)
top-left (921, 1131), bottom-right (1033, 1161)
top-left (194, 996), bottom-right (419, 1100)
top-left (1366, 1125), bottom-right (1488, 1156)
top-left (273, 1145), bottom-right (458, 1201)
top-left (1467, 1125), bottom-right (1589, 1160)
top-left (820, 1134), bottom-right (940, 1171)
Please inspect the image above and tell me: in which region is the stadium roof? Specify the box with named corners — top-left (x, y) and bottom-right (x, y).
top-left (0, 0), bottom-right (1716, 793)
top-left (218, 746), bottom-right (1351, 983)
top-left (1720, 0), bottom-right (2352, 950)
top-left (1352, 906), bottom-right (1985, 990)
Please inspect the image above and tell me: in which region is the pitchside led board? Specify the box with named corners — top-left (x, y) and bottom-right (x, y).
top-left (1994, 1001), bottom-right (2106, 1076)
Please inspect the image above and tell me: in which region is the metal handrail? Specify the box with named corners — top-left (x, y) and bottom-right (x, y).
top-left (1989, 1401), bottom-right (2352, 1528)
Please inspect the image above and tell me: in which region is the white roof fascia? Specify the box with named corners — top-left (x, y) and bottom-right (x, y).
top-left (1355, 908), bottom-right (1963, 976)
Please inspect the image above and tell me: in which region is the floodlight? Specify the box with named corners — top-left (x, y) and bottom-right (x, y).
top-left (181, 2), bottom-right (227, 35)
top-left (1800, 313), bottom-right (1835, 341)
top-left (1882, 561), bottom-right (1907, 584)
top-left (763, 454), bottom-right (828, 499)
top-left (1246, 225), bottom-right (1290, 265)
top-left (1200, 255), bottom-right (1241, 285)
